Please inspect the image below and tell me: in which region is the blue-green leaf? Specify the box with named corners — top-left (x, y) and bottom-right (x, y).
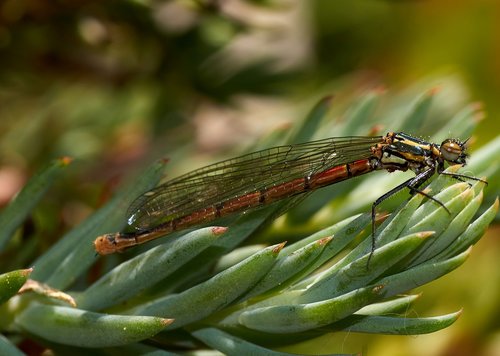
top-left (0, 157), bottom-right (72, 250)
top-left (16, 304), bottom-right (172, 347)
top-left (77, 227), bottom-right (225, 311)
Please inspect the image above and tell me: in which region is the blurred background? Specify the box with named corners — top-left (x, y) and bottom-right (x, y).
top-left (0, 0), bottom-right (499, 355)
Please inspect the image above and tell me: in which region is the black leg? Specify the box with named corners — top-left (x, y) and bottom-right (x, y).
top-left (367, 168), bottom-right (436, 268)
top-left (439, 171), bottom-right (487, 185)
top-left (367, 176), bottom-right (417, 268)
top-left (406, 168), bottom-right (450, 213)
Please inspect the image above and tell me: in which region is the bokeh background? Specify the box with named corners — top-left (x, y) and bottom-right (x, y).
top-left (1, 0), bottom-right (499, 355)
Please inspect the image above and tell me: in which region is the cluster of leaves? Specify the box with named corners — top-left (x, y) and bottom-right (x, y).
top-left (0, 88), bottom-right (499, 354)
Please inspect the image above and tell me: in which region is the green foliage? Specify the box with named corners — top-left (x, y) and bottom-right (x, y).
top-left (16, 304), bottom-right (172, 348)
top-left (0, 84), bottom-right (498, 355)
top-left (0, 268), bottom-right (32, 306)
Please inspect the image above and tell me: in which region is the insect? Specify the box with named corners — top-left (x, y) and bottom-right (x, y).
top-left (94, 131), bottom-right (483, 255)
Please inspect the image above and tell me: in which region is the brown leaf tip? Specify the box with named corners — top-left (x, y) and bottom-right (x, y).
top-left (428, 86), bottom-right (441, 96)
top-left (273, 241), bottom-right (287, 253)
top-left (21, 267), bottom-right (34, 277)
top-left (212, 226), bottom-right (228, 235)
top-left (160, 318), bottom-right (175, 326)
top-left (317, 236), bottom-right (333, 245)
top-left (59, 156), bottom-right (73, 166)
top-left (417, 231), bottom-right (435, 239)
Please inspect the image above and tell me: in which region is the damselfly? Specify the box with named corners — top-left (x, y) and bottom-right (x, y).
top-left (94, 132), bottom-right (484, 255)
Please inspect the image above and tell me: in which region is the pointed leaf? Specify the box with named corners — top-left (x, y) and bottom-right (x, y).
top-left (409, 188), bottom-right (483, 265)
top-left (16, 304), bottom-right (172, 347)
top-left (214, 244), bottom-right (267, 273)
top-left (300, 232), bottom-right (433, 303)
top-left (239, 285), bottom-right (383, 333)
top-left (77, 227), bottom-right (225, 311)
top-left (192, 327), bottom-right (294, 356)
top-left (378, 249), bottom-right (469, 298)
top-left (0, 157), bottom-right (72, 250)
top-left (357, 294), bottom-right (420, 315)
top-left (405, 182), bottom-right (469, 230)
top-left (132, 243), bottom-right (284, 328)
top-left (32, 159), bottom-right (168, 288)
top-left (0, 334), bottom-right (24, 356)
top-left (288, 95), bottom-right (334, 144)
top-left (243, 236), bottom-right (332, 299)
top-left (336, 311), bottom-right (461, 334)
top-left (0, 268), bottom-right (32, 305)
top-left (397, 89), bottom-right (435, 132)
top-left (340, 91), bottom-right (381, 135)
top-left (433, 198), bottom-right (499, 260)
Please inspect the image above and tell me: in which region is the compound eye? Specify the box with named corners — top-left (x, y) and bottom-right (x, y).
top-left (440, 139), bottom-right (463, 162)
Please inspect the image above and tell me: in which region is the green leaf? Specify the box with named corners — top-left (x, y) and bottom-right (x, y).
top-left (464, 134), bottom-right (500, 178)
top-left (131, 243), bottom-right (284, 328)
top-left (16, 303), bottom-right (172, 348)
top-left (433, 103), bottom-right (482, 142)
top-left (397, 89), bottom-right (436, 133)
top-left (214, 244), bottom-right (267, 272)
top-left (298, 231), bottom-right (433, 304)
top-left (77, 227), bottom-right (225, 311)
top-left (432, 198), bottom-right (499, 260)
top-left (239, 285), bottom-right (383, 333)
top-left (335, 311), bottom-right (461, 334)
top-left (378, 249), bottom-right (470, 298)
top-left (0, 334), bottom-right (24, 356)
top-left (0, 157), bottom-right (72, 250)
top-left (288, 95), bottom-right (334, 144)
top-left (291, 214), bottom-right (371, 289)
top-left (242, 236), bottom-right (332, 299)
top-left (157, 200), bottom-right (291, 292)
top-left (31, 159), bottom-right (168, 288)
top-left (340, 90), bottom-right (381, 135)
top-left (0, 268), bottom-right (32, 305)
top-left (404, 182), bottom-right (470, 231)
top-left (357, 294), bottom-right (420, 315)
top-left (192, 327), bottom-right (293, 356)
top-left (326, 193), bottom-right (424, 271)
top-left (409, 186), bottom-right (483, 265)
top-left (105, 344), bottom-right (180, 355)
top-left (281, 213), bottom-right (367, 254)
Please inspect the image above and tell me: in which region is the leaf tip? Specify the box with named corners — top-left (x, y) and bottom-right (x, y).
top-left (320, 94), bottom-right (335, 105)
top-left (317, 236), bottom-right (333, 246)
top-left (446, 165), bottom-right (462, 174)
top-left (473, 109), bottom-right (485, 123)
top-left (463, 245), bottom-right (473, 256)
top-left (493, 197), bottom-right (499, 210)
top-left (21, 267), bottom-right (34, 277)
top-left (161, 318), bottom-right (175, 326)
top-left (368, 124), bottom-right (384, 136)
top-left (212, 226), bottom-right (228, 235)
top-left (273, 241), bottom-right (287, 253)
top-left (59, 156), bottom-right (73, 166)
top-left (462, 187), bottom-right (474, 200)
top-left (373, 85), bottom-right (386, 94)
top-left (417, 231), bottom-right (435, 239)
top-left (428, 86), bottom-right (441, 96)
top-left (373, 284), bottom-right (385, 294)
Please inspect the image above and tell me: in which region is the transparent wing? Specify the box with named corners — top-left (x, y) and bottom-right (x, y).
top-left (126, 136), bottom-right (382, 231)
